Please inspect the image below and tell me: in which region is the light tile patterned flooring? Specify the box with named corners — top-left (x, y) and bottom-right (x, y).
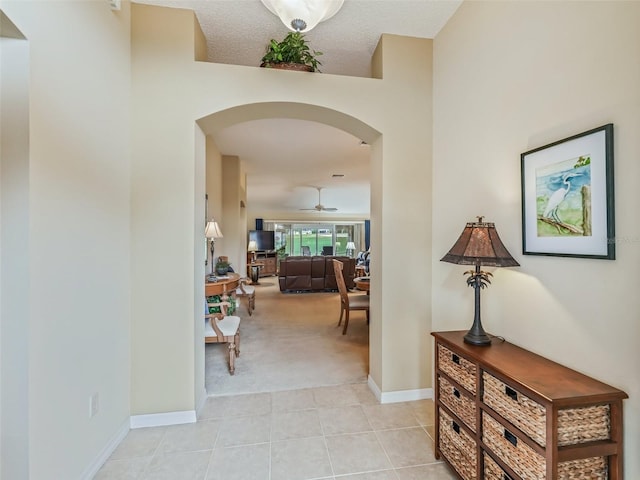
top-left (95, 383), bottom-right (457, 480)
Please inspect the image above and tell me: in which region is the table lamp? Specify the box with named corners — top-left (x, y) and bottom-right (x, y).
top-left (440, 217), bottom-right (519, 346)
top-left (346, 241), bottom-right (356, 258)
top-left (247, 240), bottom-right (258, 263)
top-left (205, 220), bottom-right (223, 276)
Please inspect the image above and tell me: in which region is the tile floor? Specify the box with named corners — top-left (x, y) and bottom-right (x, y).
top-left (95, 383), bottom-right (457, 480)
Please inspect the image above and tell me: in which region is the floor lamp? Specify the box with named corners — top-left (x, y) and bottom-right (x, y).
top-left (205, 220), bottom-right (223, 276)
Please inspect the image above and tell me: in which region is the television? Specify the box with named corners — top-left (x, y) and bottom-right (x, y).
top-left (249, 230), bottom-right (275, 251)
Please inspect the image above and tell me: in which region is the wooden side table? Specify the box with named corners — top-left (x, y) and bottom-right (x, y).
top-left (354, 276), bottom-right (370, 293)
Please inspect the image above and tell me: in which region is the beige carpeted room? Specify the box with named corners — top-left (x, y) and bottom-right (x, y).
top-left (205, 279), bottom-right (369, 396)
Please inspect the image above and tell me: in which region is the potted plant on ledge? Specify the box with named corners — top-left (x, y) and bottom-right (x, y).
top-left (260, 31), bottom-right (323, 72)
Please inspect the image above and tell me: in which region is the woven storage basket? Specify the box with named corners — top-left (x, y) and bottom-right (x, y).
top-left (484, 452), bottom-right (513, 480)
top-left (483, 411), bottom-right (545, 479)
top-left (439, 409), bottom-right (477, 480)
top-left (438, 344), bottom-right (477, 394)
top-left (439, 374), bottom-right (476, 432)
top-left (483, 412), bottom-right (608, 479)
top-left (483, 372), bottom-right (610, 446)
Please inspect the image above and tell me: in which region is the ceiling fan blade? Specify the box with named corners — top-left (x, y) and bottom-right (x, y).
top-left (298, 187), bottom-right (338, 212)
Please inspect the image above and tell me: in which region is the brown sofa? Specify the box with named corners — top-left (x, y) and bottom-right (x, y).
top-left (278, 256), bottom-right (356, 292)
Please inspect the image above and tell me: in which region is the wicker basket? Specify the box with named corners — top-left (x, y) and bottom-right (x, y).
top-left (483, 411), bottom-right (545, 479)
top-left (439, 409), bottom-right (477, 480)
top-left (483, 412), bottom-right (608, 479)
top-left (438, 344), bottom-right (477, 394)
top-left (557, 457), bottom-right (608, 480)
top-left (439, 374), bottom-right (476, 432)
top-left (483, 372), bottom-right (611, 446)
top-left (484, 452), bottom-right (513, 480)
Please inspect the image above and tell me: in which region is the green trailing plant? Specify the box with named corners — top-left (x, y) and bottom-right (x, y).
top-left (206, 295), bottom-right (236, 315)
top-left (260, 31), bottom-right (323, 72)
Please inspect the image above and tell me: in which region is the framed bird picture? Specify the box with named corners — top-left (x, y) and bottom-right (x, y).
top-left (521, 124), bottom-right (615, 259)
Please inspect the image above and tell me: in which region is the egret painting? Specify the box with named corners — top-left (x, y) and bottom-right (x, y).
top-left (536, 155), bottom-right (591, 237)
top-left (521, 123), bottom-right (614, 259)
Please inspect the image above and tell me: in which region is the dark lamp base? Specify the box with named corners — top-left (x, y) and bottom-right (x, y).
top-left (464, 330), bottom-right (492, 346)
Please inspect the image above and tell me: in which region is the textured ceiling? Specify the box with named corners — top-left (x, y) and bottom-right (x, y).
top-left (134, 0), bottom-right (462, 215)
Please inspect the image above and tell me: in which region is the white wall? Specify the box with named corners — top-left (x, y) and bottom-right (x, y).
top-left (433, 1), bottom-right (640, 476)
top-left (0, 1), bottom-right (132, 478)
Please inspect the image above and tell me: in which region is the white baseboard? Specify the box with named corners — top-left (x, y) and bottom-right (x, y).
top-left (195, 387), bottom-right (207, 418)
top-left (367, 375), bottom-right (433, 404)
top-left (79, 418), bottom-right (129, 480)
top-left (367, 375), bottom-right (383, 402)
top-left (130, 409), bottom-right (197, 429)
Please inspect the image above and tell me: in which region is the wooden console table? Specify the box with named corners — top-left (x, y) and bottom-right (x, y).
top-left (205, 273), bottom-right (240, 297)
top-left (432, 330), bottom-right (627, 480)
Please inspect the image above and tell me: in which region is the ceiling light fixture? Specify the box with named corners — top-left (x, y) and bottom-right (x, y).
top-left (260, 0), bottom-right (345, 32)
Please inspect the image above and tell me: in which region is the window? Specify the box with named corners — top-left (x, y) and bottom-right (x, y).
top-left (266, 222), bottom-right (363, 257)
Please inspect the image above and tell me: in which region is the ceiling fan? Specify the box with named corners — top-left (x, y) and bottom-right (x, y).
top-left (300, 187), bottom-right (338, 212)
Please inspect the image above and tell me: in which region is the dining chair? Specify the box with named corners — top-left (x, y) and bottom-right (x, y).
top-left (235, 277), bottom-right (256, 316)
top-left (332, 259), bottom-right (370, 335)
top-left (205, 298), bottom-right (241, 374)
top-left (301, 245), bottom-right (311, 256)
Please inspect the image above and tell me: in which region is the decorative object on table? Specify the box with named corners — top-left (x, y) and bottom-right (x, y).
top-left (249, 262), bottom-right (263, 285)
top-left (260, 31), bottom-right (323, 72)
top-left (521, 123), bottom-right (614, 259)
top-left (247, 240), bottom-right (258, 263)
top-left (260, 0), bottom-right (344, 33)
top-left (345, 241), bottom-right (356, 258)
top-left (440, 217), bottom-right (519, 346)
top-left (215, 258), bottom-right (231, 276)
top-left (205, 220), bottom-right (223, 275)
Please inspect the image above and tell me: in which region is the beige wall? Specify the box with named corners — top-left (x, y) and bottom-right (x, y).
top-left (0, 0), bottom-right (132, 478)
top-left (221, 155), bottom-right (247, 273)
top-left (433, 1), bottom-right (640, 476)
top-left (205, 137), bottom-right (223, 272)
top-left (130, 3), bottom-right (203, 415)
top-left (6, 1), bottom-right (635, 477)
top-left (131, 4), bottom-right (435, 417)
top-left (1, 13), bottom-right (29, 479)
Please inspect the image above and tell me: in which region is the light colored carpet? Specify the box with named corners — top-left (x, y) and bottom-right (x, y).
top-left (205, 279), bottom-right (369, 396)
